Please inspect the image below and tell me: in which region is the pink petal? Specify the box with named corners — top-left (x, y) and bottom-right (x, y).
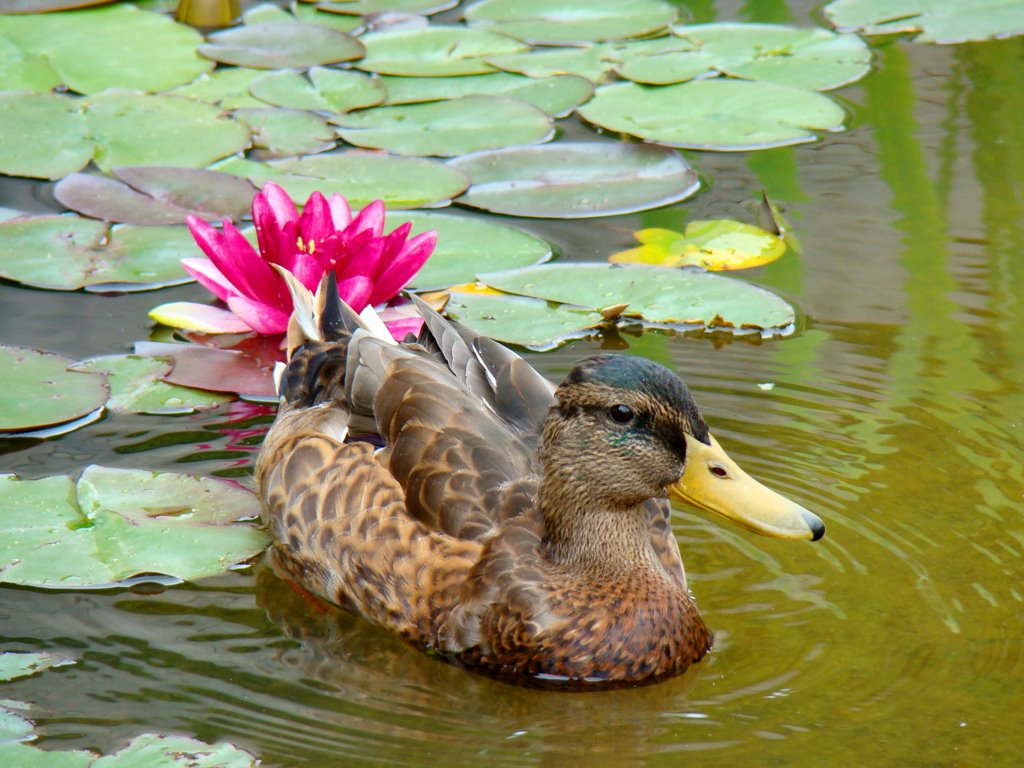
top-left (336, 275), bottom-right (374, 311)
top-left (289, 251), bottom-right (327, 292)
top-left (331, 233), bottom-right (385, 282)
top-left (346, 200), bottom-right (385, 239)
top-left (297, 191), bottom-right (335, 247)
top-left (181, 257), bottom-right (238, 303)
top-left (252, 182), bottom-right (299, 270)
top-left (384, 316), bottom-right (424, 341)
top-left (368, 229), bottom-right (437, 306)
top-left (217, 221), bottom-right (290, 310)
top-left (327, 193), bottom-right (352, 229)
top-left (225, 294), bottom-right (291, 335)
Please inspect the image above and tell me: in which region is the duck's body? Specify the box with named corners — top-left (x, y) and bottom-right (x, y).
top-left (256, 277), bottom-right (823, 686)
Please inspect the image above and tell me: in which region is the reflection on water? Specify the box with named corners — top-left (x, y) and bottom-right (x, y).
top-left (3, 9), bottom-right (1024, 768)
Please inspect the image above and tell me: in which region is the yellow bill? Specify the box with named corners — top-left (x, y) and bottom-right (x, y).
top-left (669, 434), bottom-right (825, 541)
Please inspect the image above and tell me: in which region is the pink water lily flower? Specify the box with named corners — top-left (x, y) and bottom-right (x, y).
top-left (155, 183), bottom-right (436, 340)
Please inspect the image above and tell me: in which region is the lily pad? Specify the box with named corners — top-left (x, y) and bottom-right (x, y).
top-left (0, 92), bottom-right (91, 180)
top-left (487, 44), bottom-right (615, 82)
top-left (0, 36), bottom-right (59, 92)
top-left (234, 107), bottom-right (336, 157)
top-left (378, 72), bottom-right (594, 116)
top-left (0, 346), bottom-right (108, 435)
top-left (135, 341), bottom-right (278, 399)
top-left (199, 21), bottom-right (364, 68)
top-left (248, 67), bottom-right (387, 113)
top-left (170, 67), bottom-right (267, 108)
top-left (615, 23), bottom-right (871, 90)
top-left (0, 465), bottom-right (267, 589)
top-left (0, 0), bottom-right (115, 11)
top-left (823, 0), bottom-right (1024, 43)
top-left (334, 95), bottom-right (553, 157)
top-left (610, 219), bottom-right (786, 270)
top-left (55, 167), bottom-right (257, 225)
top-left (479, 263), bottom-right (796, 332)
top-left (578, 79), bottom-right (846, 151)
top-left (148, 303), bottom-right (253, 335)
top-left (0, 4), bottom-right (211, 94)
top-left (70, 355), bottom-right (232, 414)
top-left (384, 211), bottom-right (552, 288)
top-left (0, 215), bottom-right (196, 292)
top-left (316, 0), bottom-right (457, 14)
top-left (445, 290), bottom-right (605, 349)
top-left (212, 151), bottom-right (469, 209)
top-left (290, 2), bottom-right (363, 32)
top-left (464, 0), bottom-right (676, 44)
top-left (84, 91), bottom-right (251, 171)
top-left (355, 25), bottom-right (529, 76)
top-left (0, 734), bottom-right (256, 768)
top-left (448, 142), bottom-right (700, 218)
top-left (0, 652), bottom-right (72, 683)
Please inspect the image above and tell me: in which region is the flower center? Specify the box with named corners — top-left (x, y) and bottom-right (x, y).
top-left (295, 236), bottom-right (317, 254)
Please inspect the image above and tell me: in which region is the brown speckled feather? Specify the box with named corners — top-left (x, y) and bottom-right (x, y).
top-left (256, 280), bottom-right (713, 686)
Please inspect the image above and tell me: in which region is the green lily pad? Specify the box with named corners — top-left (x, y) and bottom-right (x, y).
top-left (249, 67), bottom-right (386, 114)
top-left (383, 211), bottom-right (552, 288)
top-left (0, 4), bottom-right (211, 94)
top-left (479, 263), bottom-right (796, 332)
top-left (615, 23), bottom-right (871, 90)
top-left (84, 91), bottom-right (251, 171)
top-left (234, 107), bottom-right (336, 157)
top-left (0, 215), bottom-right (196, 292)
top-left (445, 290), bottom-right (605, 349)
top-left (448, 142), bottom-right (700, 218)
top-left (378, 72), bottom-right (594, 116)
top-left (199, 20), bottom-right (364, 68)
top-left (0, 701), bottom-right (34, 744)
top-left (70, 355), bottom-right (232, 414)
top-left (0, 345), bottom-right (108, 435)
top-left (170, 67), bottom-right (268, 108)
top-left (334, 95), bottom-right (553, 157)
top-left (823, 0), bottom-right (1024, 43)
top-left (0, 92), bottom-right (91, 180)
top-left (355, 26), bottom-right (529, 76)
top-left (464, 0), bottom-right (676, 44)
top-left (610, 219), bottom-right (786, 270)
top-left (54, 167), bottom-right (257, 225)
top-left (316, 0), bottom-right (457, 14)
top-left (289, 3), bottom-right (362, 32)
top-left (212, 151), bottom-right (469, 209)
top-left (0, 465), bottom-right (267, 589)
top-left (0, 36), bottom-right (59, 92)
top-left (0, 734), bottom-right (256, 768)
top-left (0, 652), bottom-right (73, 683)
top-left (578, 79), bottom-right (846, 151)
top-left (487, 44), bottom-right (615, 82)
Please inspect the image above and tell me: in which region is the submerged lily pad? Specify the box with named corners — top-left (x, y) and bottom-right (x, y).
top-left (0, 4), bottom-right (211, 93)
top-left (445, 290), bottom-right (606, 349)
top-left (0, 215), bottom-right (195, 291)
top-left (249, 67), bottom-right (387, 113)
top-left (610, 219), bottom-right (786, 270)
top-left (823, 0), bottom-right (1024, 43)
top-left (465, 0), bottom-right (676, 44)
top-left (448, 142), bottom-right (700, 218)
top-left (578, 79), bottom-right (846, 150)
top-left (0, 465), bottom-right (267, 588)
top-left (0, 345), bottom-right (108, 434)
top-left (0, 652), bottom-right (72, 682)
top-left (378, 72), bottom-right (593, 116)
top-left (199, 21), bottom-right (364, 68)
top-left (479, 263), bottom-right (796, 332)
top-left (386, 211), bottom-right (552, 288)
top-left (213, 151), bottom-right (469, 209)
top-left (334, 95), bottom-right (553, 156)
top-left (70, 355), bottom-right (232, 414)
top-left (55, 168), bottom-right (257, 225)
top-left (355, 25), bottom-right (529, 76)
top-left (616, 23), bottom-right (871, 90)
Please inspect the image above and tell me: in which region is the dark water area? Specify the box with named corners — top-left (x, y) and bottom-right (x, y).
top-left (2, 1), bottom-right (1024, 766)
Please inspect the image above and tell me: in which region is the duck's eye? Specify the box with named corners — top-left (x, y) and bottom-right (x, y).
top-left (609, 404), bottom-right (634, 424)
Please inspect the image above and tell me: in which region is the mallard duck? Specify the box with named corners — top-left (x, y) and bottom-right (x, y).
top-left (256, 276), bottom-right (824, 687)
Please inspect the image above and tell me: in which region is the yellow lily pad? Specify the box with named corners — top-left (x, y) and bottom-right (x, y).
top-left (610, 219), bottom-right (786, 270)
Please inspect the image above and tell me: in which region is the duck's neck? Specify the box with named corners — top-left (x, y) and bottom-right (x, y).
top-left (538, 474), bottom-right (660, 573)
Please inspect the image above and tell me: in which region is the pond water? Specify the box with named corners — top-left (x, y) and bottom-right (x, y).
top-left (2, 2), bottom-right (1023, 766)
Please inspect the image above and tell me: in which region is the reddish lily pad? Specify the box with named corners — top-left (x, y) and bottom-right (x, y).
top-left (355, 25), bottom-right (529, 76)
top-left (55, 167), bottom-right (257, 225)
top-left (198, 21), bottom-right (364, 69)
top-left (135, 340), bottom-right (278, 399)
top-left (464, 0), bottom-right (677, 44)
top-left (334, 95), bottom-right (554, 157)
top-left (0, 0), bottom-right (115, 11)
top-left (316, 0), bottom-right (457, 14)
top-left (0, 215), bottom-right (196, 292)
top-left (448, 142), bottom-right (700, 218)
top-left (0, 345), bottom-right (109, 435)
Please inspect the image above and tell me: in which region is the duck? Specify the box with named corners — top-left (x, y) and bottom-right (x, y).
top-left (255, 274), bottom-right (825, 688)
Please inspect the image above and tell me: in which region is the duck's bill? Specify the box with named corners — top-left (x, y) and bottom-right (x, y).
top-left (668, 434), bottom-right (825, 541)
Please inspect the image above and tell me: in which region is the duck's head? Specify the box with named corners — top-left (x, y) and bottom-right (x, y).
top-left (542, 354), bottom-right (824, 541)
